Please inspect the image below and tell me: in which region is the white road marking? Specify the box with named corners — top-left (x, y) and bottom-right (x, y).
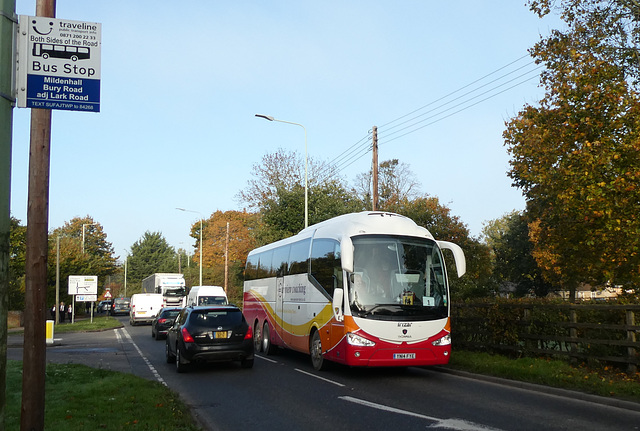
top-left (255, 354), bottom-right (278, 363)
top-left (118, 327), bottom-right (167, 386)
top-left (295, 368), bottom-right (345, 387)
top-left (340, 396), bottom-right (503, 430)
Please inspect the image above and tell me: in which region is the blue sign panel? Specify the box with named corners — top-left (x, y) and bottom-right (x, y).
top-left (26, 75), bottom-right (100, 112)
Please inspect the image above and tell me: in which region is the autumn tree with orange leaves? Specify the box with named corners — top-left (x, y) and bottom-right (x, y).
top-left (504, 0), bottom-right (640, 300)
top-left (189, 210), bottom-right (258, 303)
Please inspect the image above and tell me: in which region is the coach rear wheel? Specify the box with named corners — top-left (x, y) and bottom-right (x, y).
top-left (262, 322), bottom-right (275, 355)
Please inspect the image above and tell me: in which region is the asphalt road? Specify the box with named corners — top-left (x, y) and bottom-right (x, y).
top-left (8, 317), bottom-right (640, 431)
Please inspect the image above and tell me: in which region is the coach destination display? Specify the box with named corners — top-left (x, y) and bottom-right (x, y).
top-left (16, 15), bottom-right (102, 112)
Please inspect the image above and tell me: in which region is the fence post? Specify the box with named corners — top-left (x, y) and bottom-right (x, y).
top-left (626, 309), bottom-right (637, 374)
top-left (569, 308), bottom-right (578, 365)
top-left (523, 307), bottom-right (532, 354)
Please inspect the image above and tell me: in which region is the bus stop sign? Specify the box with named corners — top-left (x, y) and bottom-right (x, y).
top-left (16, 15), bottom-right (102, 112)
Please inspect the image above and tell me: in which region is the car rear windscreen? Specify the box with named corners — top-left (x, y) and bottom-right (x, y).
top-left (190, 310), bottom-right (242, 328)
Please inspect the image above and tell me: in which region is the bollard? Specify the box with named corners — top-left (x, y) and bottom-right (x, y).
top-left (46, 320), bottom-right (55, 345)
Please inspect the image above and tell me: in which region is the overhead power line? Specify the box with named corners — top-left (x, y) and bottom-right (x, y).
top-left (380, 54), bottom-right (532, 129)
top-left (378, 66), bottom-right (542, 145)
top-left (321, 54), bottom-right (542, 179)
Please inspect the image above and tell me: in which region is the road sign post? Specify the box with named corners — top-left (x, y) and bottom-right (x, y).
top-left (68, 275), bottom-right (98, 323)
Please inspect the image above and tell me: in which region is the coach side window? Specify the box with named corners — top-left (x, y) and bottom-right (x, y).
top-left (244, 254), bottom-right (259, 281)
top-left (289, 238), bottom-right (311, 275)
top-left (272, 245), bottom-right (291, 277)
top-left (257, 250), bottom-right (274, 278)
top-left (310, 239), bottom-right (341, 298)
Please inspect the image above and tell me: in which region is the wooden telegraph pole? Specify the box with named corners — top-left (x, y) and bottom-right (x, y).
top-left (372, 126), bottom-right (379, 211)
top-left (21, 1), bottom-right (56, 430)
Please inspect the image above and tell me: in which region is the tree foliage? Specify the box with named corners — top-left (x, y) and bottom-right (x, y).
top-left (354, 159), bottom-right (420, 208)
top-left (259, 181), bottom-right (363, 242)
top-left (126, 231), bottom-right (177, 291)
top-left (239, 148), bottom-right (364, 244)
top-left (482, 211), bottom-right (552, 297)
top-left (529, 0), bottom-right (640, 83)
top-left (8, 217), bottom-right (26, 310)
top-left (237, 148), bottom-right (343, 211)
top-left (193, 210), bottom-right (259, 303)
top-left (504, 0), bottom-right (640, 299)
top-left (47, 216), bottom-right (119, 305)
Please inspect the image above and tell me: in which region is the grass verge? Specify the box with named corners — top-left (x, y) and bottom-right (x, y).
top-left (9, 315), bottom-right (124, 335)
top-left (448, 350), bottom-right (640, 403)
top-left (54, 315), bottom-right (124, 333)
top-left (7, 316), bottom-right (200, 430)
top-left (5, 361), bottom-right (201, 430)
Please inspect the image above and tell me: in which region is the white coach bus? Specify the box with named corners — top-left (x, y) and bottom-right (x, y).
top-left (243, 211), bottom-right (465, 370)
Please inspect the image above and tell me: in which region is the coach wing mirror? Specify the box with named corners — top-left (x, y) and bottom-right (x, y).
top-left (340, 236), bottom-right (354, 273)
top-left (437, 241), bottom-right (466, 277)
top-left (332, 288), bottom-right (344, 322)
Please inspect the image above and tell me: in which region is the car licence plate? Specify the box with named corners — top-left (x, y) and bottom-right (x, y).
top-left (213, 331), bottom-right (228, 339)
top-left (393, 353), bottom-right (416, 360)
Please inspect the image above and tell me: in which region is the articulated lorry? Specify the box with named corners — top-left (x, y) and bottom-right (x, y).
top-left (141, 273), bottom-right (187, 308)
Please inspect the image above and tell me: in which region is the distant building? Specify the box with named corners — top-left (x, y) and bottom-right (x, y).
top-left (551, 283), bottom-right (623, 301)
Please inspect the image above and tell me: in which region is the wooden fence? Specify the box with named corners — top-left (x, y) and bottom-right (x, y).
top-left (451, 302), bottom-right (640, 374)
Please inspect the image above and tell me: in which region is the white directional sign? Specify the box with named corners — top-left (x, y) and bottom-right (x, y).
top-left (16, 15), bottom-right (102, 112)
top-left (76, 295), bottom-right (98, 302)
top-left (68, 275), bottom-right (98, 295)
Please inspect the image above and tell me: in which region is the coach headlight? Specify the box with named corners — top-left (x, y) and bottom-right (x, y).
top-left (347, 332), bottom-right (376, 347)
top-left (432, 333), bottom-right (451, 346)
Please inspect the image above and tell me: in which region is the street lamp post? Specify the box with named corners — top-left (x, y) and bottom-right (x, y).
top-left (255, 114), bottom-right (308, 228)
top-left (122, 249), bottom-right (128, 297)
top-left (176, 208), bottom-right (204, 286)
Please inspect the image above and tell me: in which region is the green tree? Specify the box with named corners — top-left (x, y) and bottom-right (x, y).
top-left (482, 211), bottom-right (552, 297)
top-left (239, 148), bottom-right (364, 244)
top-left (260, 181), bottom-right (363, 242)
top-left (127, 231), bottom-right (177, 292)
top-left (8, 217), bottom-right (26, 310)
top-left (237, 148), bottom-right (344, 212)
top-left (529, 0), bottom-right (640, 79)
top-left (504, 1), bottom-right (640, 300)
top-left (48, 217), bottom-right (119, 305)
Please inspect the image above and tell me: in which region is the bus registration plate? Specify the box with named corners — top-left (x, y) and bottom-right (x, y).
top-left (393, 353), bottom-right (415, 360)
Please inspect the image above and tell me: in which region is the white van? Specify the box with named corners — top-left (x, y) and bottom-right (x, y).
top-left (186, 285), bottom-right (228, 307)
top-left (129, 293), bottom-right (164, 325)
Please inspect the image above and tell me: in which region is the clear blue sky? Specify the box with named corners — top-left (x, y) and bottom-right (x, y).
top-left (11, 1), bottom-right (562, 260)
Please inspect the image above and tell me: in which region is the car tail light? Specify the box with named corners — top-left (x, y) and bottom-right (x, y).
top-left (158, 318), bottom-right (167, 324)
top-left (181, 327), bottom-right (194, 343)
top-left (244, 325), bottom-right (253, 340)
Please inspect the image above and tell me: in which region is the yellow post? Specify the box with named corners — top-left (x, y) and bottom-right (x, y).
top-left (46, 320), bottom-right (54, 345)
